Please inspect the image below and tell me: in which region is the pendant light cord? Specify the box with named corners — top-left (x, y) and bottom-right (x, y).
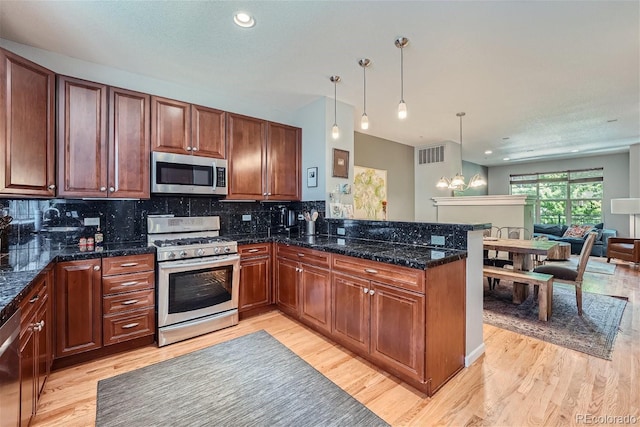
top-left (400, 46), bottom-right (404, 102)
top-left (334, 80), bottom-right (337, 124)
top-left (363, 66), bottom-right (367, 113)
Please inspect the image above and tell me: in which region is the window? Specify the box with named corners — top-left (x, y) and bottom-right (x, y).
top-left (510, 168), bottom-right (603, 224)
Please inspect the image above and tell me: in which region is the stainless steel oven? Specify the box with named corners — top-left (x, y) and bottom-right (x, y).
top-left (148, 216), bottom-right (239, 347)
top-left (151, 152), bottom-right (228, 196)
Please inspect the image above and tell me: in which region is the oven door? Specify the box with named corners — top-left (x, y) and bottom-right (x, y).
top-left (157, 254), bottom-right (240, 328)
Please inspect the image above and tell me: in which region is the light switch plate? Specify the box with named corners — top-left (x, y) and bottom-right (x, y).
top-left (431, 235), bottom-right (445, 245)
top-left (242, 214), bottom-right (251, 221)
top-left (84, 217), bottom-right (100, 226)
top-left (337, 227), bottom-right (346, 236)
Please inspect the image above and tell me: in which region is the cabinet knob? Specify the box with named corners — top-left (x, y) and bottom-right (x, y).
top-left (263, 193), bottom-right (267, 196)
top-left (363, 287), bottom-right (369, 294)
top-left (369, 289), bottom-right (375, 296)
top-left (109, 186), bottom-right (115, 192)
top-left (47, 184), bottom-right (56, 190)
top-left (192, 147), bottom-right (198, 152)
top-left (267, 193), bottom-right (272, 196)
top-left (100, 186), bottom-right (107, 192)
top-left (93, 265), bottom-right (101, 271)
top-left (186, 146), bottom-right (192, 151)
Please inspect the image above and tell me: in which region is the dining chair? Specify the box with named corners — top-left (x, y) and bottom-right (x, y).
top-left (486, 226), bottom-right (531, 289)
top-left (483, 226), bottom-right (502, 288)
top-left (532, 232), bottom-right (597, 315)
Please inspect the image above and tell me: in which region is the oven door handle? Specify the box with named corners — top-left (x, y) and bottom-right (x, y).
top-left (158, 255), bottom-right (240, 271)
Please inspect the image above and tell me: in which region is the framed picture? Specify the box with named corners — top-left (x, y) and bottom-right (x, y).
top-left (332, 149), bottom-right (349, 178)
top-left (307, 167), bottom-right (318, 188)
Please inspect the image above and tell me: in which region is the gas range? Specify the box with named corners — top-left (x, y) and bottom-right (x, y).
top-left (147, 215), bottom-right (237, 262)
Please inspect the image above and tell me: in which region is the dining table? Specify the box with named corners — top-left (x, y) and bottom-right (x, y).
top-left (483, 237), bottom-right (559, 303)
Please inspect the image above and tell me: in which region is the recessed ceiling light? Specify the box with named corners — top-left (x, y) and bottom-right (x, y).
top-left (503, 157), bottom-right (510, 161)
top-left (607, 119), bottom-right (618, 123)
top-left (484, 150), bottom-right (493, 155)
top-left (233, 12), bottom-right (255, 28)
top-left (571, 149), bottom-right (579, 153)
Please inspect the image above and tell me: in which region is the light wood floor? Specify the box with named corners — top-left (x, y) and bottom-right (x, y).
top-left (33, 258), bottom-right (639, 427)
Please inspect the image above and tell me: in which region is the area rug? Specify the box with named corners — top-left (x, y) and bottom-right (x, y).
top-left (96, 330), bottom-right (389, 427)
top-left (483, 282), bottom-right (627, 360)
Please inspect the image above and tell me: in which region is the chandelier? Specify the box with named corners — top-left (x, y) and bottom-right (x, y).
top-left (436, 112), bottom-right (487, 191)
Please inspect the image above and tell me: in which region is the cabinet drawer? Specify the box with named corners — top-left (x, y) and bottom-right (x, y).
top-left (102, 254), bottom-right (155, 276)
top-left (332, 254), bottom-right (424, 293)
top-left (277, 245), bottom-right (331, 268)
top-left (103, 307), bottom-right (155, 346)
top-left (20, 278), bottom-right (48, 331)
top-left (239, 243), bottom-right (271, 257)
top-left (103, 271), bottom-right (155, 295)
top-left (103, 289), bottom-right (155, 315)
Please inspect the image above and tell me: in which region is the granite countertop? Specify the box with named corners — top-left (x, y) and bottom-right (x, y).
top-left (231, 233), bottom-right (467, 270)
top-left (0, 236), bottom-right (154, 327)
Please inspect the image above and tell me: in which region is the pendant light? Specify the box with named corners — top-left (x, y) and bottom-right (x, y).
top-left (330, 75), bottom-right (341, 139)
top-left (395, 37), bottom-right (409, 120)
top-left (437, 112), bottom-right (487, 190)
top-left (358, 59), bottom-right (371, 130)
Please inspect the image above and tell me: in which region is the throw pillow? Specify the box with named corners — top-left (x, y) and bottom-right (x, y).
top-left (562, 224), bottom-right (592, 238)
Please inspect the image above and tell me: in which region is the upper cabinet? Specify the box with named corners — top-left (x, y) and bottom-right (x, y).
top-left (151, 96), bottom-right (225, 159)
top-left (0, 48), bottom-right (55, 197)
top-left (227, 113), bottom-right (300, 201)
top-left (57, 76), bottom-right (150, 199)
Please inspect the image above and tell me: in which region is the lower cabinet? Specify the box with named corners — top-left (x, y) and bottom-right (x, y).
top-left (19, 265), bottom-right (53, 426)
top-left (54, 254), bottom-right (155, 362)
top-left (239, 243), bottom-right (272, 316)
top-left (275, 245), bottom-right (331, 334)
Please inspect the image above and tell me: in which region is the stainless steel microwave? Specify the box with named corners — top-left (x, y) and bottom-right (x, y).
top-left (151, 152), bottom-right (228, 196)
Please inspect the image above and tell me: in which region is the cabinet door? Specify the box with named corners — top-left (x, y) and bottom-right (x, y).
top-left (266, 122), bottom-right (301, 200)
top-left (35, 291), bottom-right (51, 396)
top-left (331, 272), bottom-right (370, 354)
top-left (299, 264), bottom-right (331, 333)
top-left (57, 76), bottom-right (108, 197)
top-left (151, 96), bottom-right (190, 154)
top-left (369, 282), bottom-right (425, 381)
top-left (275, 257), bottom-right (299, 317)
top-left (109, 87), bottom-right (150, 199)
top-left (19, 326), bottom-right (36, 427)
top-left (0, 49), bottom-right (55, 196)
top-left (227, 113), bottom-right (266, 199)
top-left (239, 255), bottom-right (272, 312)
top-left (55, 259), bottom-right (102, 357)
top-left (192, 104), bottom-right (226, 158)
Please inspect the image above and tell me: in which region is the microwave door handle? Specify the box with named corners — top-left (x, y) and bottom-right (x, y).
top-left (212, 161), bottom-right (217, 190)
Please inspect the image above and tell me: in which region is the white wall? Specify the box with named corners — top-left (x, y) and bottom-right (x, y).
top-left (488, 152), bottom-right (630, 234)
top-left (292, 98), bottom-right (327, 201)
top-left (415, 140), bottom-right (460, 222)
top-left (324, 99), bottom-right (355, 216)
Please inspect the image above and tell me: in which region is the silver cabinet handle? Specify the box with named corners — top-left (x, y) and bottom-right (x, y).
top-left (120, 281), bottom-right (138, 287)
top-left (121, 323), bottom-right (140, 329)
top-left (192, 147), bottom-right (198, 152)
top-left (263, 192), bottom-right (267, 196)
top-left (109, 186), bottom-right (115, 192)
top-left (369, 289), bottom-right (375, 296)
top-left (120, 262), bottom-right (139, 267)
top-left (29, 295), bottom-right (39, 304)
top-left (297, 253), bottom-right (305, 257)
top-left (267, 193), bottom-right (272, 196)
top-left (100, 186), bottom-right (107, 191)
top-left (363, 287), bottom-right (369, 294)
top-left (48, 184), bottom-right (56, 190)
top-left (121, 299), bottom-right (139, 306)
top-left (186, 146), bottom-right (192, 151)
top-left (93, 265), bottom-right (101, 271)
top-left (364, 268), bottom-right (378, 274)
top-left (247, 249), bottom-right (259, 253)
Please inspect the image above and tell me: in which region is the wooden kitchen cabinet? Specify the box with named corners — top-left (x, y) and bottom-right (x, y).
top-left (227, 113), bottom-right (301, 201)
top-left (151, 96), bottom-right (226, 158)
top-left (275, 245), bottom-right (331, 333)
top-left (54, 258), bottom-right (103, 357)
top-left (57, 76), bottom-right (150, 198)
top-left (19, 266), bottom-right (53, 426)
top-left (102, 254), bottom-right (155, 346)
top-left (332, 254), bottom-right (425, 384)
top-left (239, 243), bottom-right (272, 316)
top-left (0, 48), bottom-right (55, 197)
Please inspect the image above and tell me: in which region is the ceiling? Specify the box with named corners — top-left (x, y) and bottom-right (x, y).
top-left (1, 1), bottom-right (638, 166)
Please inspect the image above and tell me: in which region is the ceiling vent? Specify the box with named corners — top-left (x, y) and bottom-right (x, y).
top-left (418, 145), bottom-right (445, 165)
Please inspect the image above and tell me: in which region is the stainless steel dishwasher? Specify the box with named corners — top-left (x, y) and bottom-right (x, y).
top-left (0, 309), bottom-right (21, 427)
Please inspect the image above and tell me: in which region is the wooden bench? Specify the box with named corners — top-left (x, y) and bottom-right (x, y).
top-left (483, 266), bottom-right (554, 321)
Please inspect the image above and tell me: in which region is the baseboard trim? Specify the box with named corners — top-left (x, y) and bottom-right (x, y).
top-left (465, 342), bottom-right (486, 367)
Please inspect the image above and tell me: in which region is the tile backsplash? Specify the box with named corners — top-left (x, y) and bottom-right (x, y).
top-left (0, 197), bottom-right (327, 247)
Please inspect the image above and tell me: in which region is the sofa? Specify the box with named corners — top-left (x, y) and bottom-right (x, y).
top-left (532, 223), bottom-right (617, 257)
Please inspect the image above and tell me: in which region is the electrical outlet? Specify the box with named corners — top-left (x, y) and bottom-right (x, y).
top-left (242, 214), bottom-right (251, 221)
top-left (431, 250), bottom-right (445, 259)
top-left (431, 235), bottom-right (445, 245)
top-left (297, 214), bottom-right (304, 220)
top-left (84, 217), bottom-right (100, 226)
top-left (337, 227), bottom-right (346, 236)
